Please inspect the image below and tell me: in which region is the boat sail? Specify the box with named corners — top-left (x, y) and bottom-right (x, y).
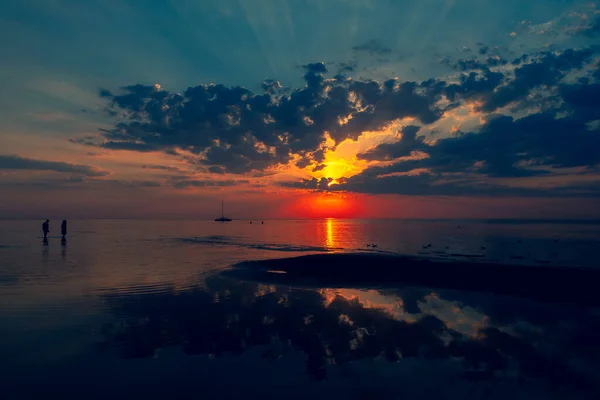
top-left (214, 200), bottom-right (232, 222)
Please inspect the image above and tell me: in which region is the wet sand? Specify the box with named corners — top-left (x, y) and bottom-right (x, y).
top-left (227, 253), bottom-right (600, 305)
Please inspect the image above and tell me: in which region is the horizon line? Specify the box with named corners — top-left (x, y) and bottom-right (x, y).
top-left (2, 217), bottom-right (600, 225)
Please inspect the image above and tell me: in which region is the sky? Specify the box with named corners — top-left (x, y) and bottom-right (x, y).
top-left (1, 0), bottom-right (599, 219)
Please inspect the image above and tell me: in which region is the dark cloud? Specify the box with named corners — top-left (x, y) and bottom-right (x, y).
top-left (108, 180), bottom-right (162, 188)
top-left (440, 47), bottom-right (596, 113)
top-left (294, 157), bottom-right (312, 169)
top-left (0, 154), bottom-right (109, 177)
top-left (94, 63), bottom-right (446, 174)
top-left (132, 180), bottom-right (161, 187)
top-left (454, 59), bottom-right (486, 71)
top-left (393, 108), bottom-right (599, 174)
top-left (207, 165), bottom-right (225, 174)
top-left (141, 164), bottom-right (182, 171)
top-left (312, 164), bottom-right (326, 172)
top-left (352, 39), bottom-right (392, 56)
top-left (302, 62), bottom-right (327, 74)
top-left (443, 69), bottom-right (505, 103)
top-left (0, 179), bottom-right (88, 190)
top-left (91, 45), bottom-right (599, 198)
top-left (170, 179), bottom-right (248, 189)
top-left (283, 83), bottom-right (600, 197)
top-left (281, 177), bottom-right (333, 191)
top-left (357, 125), bottom-right (425, 161)
top-left (284, 170), bottom-right (600, 198)
top-left (335, 62), bottom-right (356, 73)
top-left (581, 16), bottom-right (600, 37)
top-left (71, 134), bottom-right (159, 152)
top-left (481, 48), bottom-right (595, 112)
top-left (261, 79), bottom-right (283, 94)
top-left (559, 82), bottom-right (600, 121)
top-left (102, 141), bottom-right (158, 152)
top-left (453, 56), bottom-right (508, 71)
top-left (440, 52), bottom-right (509, 71)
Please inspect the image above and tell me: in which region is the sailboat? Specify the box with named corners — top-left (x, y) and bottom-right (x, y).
top-left (214, 200), bottom-right (232, 222)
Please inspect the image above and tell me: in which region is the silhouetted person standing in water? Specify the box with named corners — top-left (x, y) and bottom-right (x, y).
top-left (61, 220), bottom-right (67, 239)
top-left (42, 219), bottom-right (50, 242)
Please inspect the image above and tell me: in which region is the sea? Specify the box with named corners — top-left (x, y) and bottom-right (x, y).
top-left (1, 219), bottom-right (600, 399)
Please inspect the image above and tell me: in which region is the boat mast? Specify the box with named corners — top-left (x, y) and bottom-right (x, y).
top-left (221, 200), bottom-right (224, 218)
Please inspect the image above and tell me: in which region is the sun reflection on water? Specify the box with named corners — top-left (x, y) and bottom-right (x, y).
top-left (325, 218), bottom-right (334, 248)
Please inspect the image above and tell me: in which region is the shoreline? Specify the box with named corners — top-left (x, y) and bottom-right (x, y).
top-left (226, 252), bottom-right (600, 305)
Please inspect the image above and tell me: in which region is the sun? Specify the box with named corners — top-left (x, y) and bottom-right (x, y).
top-left (312, 195), bottom-right (346, 212)
top-left (289, 193), bottom-right (362, 219)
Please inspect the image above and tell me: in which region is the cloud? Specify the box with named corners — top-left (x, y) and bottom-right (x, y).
top-left (357, 125), bottom-right (425, 161)
top-left (88, 176), bottom-right (248, 190)
top-left (86, 44), bottom-right (600, 198)
top-left (92, 63), bottom-right (447, 174)
top-left (302, 62), bottom-right (328, 74)
top-left (583, 16), bottom-right (600, 37)
top-left (101, 140), bottom-right (158, 152)
top-left (106, 179), bottom-right (162, 188)
top-left (169, 178), bottom-right (249, 189)
top-left (280, 46), bottom-right (600, 198)
top-left (351, 39), bottom-right (392, 56)
top-left (261, 79), bottom-right (283, 94)
top-left (363, 100), bottom-right (600, 178)
top-left (281, 177), bottom-right (333, 191)
top-left (453, 56), bottom-right (509, 71)
top-left (440, 47), bottom-right (597, 114)
top-left (480, 48), bottom-right (595, 112)
top-left (141, 164), bottom-right (182, 172)
top-left (335, 62), bottom-right (356, 73)
top-left (559, 81), bottom-right (600, 122)
top-left (0, 154), bottom-right (109, 177)
top-left (441, 68), bottom-right (505, 104)
top-left (293, 123), bottom-right (600, 195)
top-left (283, 170), bottom-right (600, 198)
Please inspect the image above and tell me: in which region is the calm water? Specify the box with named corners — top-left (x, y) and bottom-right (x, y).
top-left (1, 219), bottom-right (600, 399)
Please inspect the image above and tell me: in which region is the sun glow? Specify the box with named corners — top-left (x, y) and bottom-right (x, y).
top-left (288, 193), bottom-right (362, 218)
top-left (317, 158), bottom-right (363, 180)
top-left (309, 120), bottom-right (418, 180)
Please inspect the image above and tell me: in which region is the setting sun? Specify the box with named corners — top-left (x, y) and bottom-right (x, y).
top-left (288, 193), bottom-right (362, 219)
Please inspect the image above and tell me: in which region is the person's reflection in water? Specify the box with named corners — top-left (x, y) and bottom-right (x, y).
top-left (60, 219), bottom-right (67, 257)
top-left (61, 220), bottom-right (67, 240)
top-left (61, 238), bottom-right (66, 259)
top-left (42, 242), bottom-right (49, 261)
top-left (42, 219), bottom-right (50, 241)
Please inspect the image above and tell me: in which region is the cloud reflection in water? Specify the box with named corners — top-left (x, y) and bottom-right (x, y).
top-left (98, 276), bottom-right (600, 394)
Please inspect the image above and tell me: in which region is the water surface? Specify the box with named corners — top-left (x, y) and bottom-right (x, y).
top-left (1, 219), bottom-right (599, 399)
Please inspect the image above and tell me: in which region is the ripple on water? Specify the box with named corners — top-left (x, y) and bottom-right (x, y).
top-left (178, 236), bottom-right (339, 253)
top-left (96, 282), bottom-right (175, 297)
